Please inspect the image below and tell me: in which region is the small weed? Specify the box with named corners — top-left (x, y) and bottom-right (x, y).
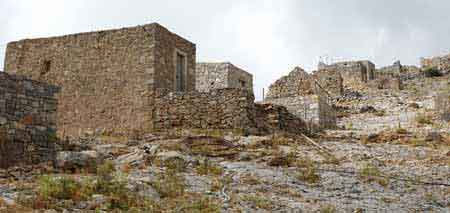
top-left (240, 174), bottom-right (262, 185)
top-left (319, 204), bottom-right (337, 213)
top-left (295, 157), bottom-right (320, 184)
top-left (416, 114), bottom-right (433, 125)
top-left (374, 110), bottom-right (386, 117)
top-left (178, 196), bottom-right (221, 213)
top-left (358, 163), bottom-right (389, 187)
top-left (152, 169), bottom-right (186, 198)
top-left (241, 194), bottom-right (273, 210)
top-left (268, 152), bottom-right (297, 167)
top-left (196, 158), bottom-right (224, 176)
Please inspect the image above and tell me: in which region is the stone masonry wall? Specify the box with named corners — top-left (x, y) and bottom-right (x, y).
top-left (153, 88), bottom-right (255, 131)
top-left (196, 63), bottom-right (253, 93)
top-left (5, 23), bottom-right (196, 137)
top-left (318, 61), bottom-right (372, 88)
top-left (0, 72), bottom-right (59, 168)
top-left (266, 67), bottom-right (313, 99)
top-left (153, 88), bottom-right (307, 135)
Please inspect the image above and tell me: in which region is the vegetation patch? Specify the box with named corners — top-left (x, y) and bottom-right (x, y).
top-left (196, 158), bottom-right (224, 176)
top-left (358, 162), bottom-right (389, 187)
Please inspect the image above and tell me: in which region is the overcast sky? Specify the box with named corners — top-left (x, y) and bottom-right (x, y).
top-left (1, 0), bottom-right (450, 99)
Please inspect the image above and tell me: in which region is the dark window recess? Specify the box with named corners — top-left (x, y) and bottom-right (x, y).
top-left (239, 80), bottom-right (246, 88)
top-left (41, 60), bottom-right (51, 76)
top-left (175, 53), bottom-right (186, 92)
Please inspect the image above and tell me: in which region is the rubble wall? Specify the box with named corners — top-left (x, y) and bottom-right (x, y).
top-left (4, 23), bottom-right (196, 137)
top-left (0, 72), bottom-right (59, 168)
top-left (152, 88), bottom-right (255, 131)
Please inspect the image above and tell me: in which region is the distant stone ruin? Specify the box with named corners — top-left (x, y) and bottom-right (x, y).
top-left (318, 60), bottom-right (375, 87)
top-left (421, 54), bottom-right (450, 73)
top-left (0, 72), bottom-right (59, 168)
top-left (263, 66), bottom-right (340, 131)
top-left (196, 62), bottom-right (253, 93)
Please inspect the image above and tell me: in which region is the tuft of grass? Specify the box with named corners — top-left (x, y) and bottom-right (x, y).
top-left (295, 157), bottom-right (321, 184)
top-left (416, 114), bottom-right (433, 125)
top-left (396, 128), bottom-right (408, 134)
top-left (152, 169), bottom-right (186, 198)
top-left (178, 197), bottom-right (221, 213)
top-left (268, 152), bottom-right (297, 167)
top-left (319, 204), bottom-right (337, 213)
top-left (241, 194), bottom-right (273, 210)
top-left (358, 163), bottom-right (389, 187)
top-left (373, 110), bottom-right (386, 117)
top-left (196, 158), bottom-right (224, 176)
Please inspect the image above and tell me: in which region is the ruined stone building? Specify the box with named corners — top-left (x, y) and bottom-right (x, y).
top-left (318, 60), bottom-right (375, 87)
top-left (196, 62), bottom-right (253, 93)
top-left (263, 66), bottom-right (340, 130)
top-left (5, 23), bottom-right (196, 137)
top-left (0, 72), bottom-right (59, 168)
top-left (421, 54), bottom-right (450, 72)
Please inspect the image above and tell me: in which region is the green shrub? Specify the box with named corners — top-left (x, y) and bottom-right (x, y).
top-left (423, 67), bottom-right (442, 77)
top-left (38, 175), bottom-right (80, 200)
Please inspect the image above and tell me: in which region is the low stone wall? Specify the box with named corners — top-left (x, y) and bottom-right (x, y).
top-left (0, 72), bottom-right (59, 168)
top-left (152, 88), bottom-right (255, 131)
top-left (152, 88), bottom-right (307, 135)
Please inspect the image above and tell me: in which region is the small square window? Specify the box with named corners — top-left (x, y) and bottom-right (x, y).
top-left (41, 60), bottom-right (51, 76)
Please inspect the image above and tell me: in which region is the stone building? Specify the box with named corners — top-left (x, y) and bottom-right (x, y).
top-left (196, 62), bottom-right (253, 93)
top-left (421, 54), bottom-right (450, 72)
top-left (318, 60), bottom-right (375, 87)
top-left (376, 61), bottom-right (403, 77)
top-left (263, 66), bottom-right (340, 131)
top-left (4, 23), bottom-right (196, 137)
top-left (265, 67), bottom-right (314, 99)
top-left (0, 72), bottom-right (59, 168)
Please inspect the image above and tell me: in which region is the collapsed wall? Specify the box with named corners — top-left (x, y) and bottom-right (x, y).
top-left (152, 88), bottom-right (307, 135)
top-left (0, 72), bottom-right (59, 168)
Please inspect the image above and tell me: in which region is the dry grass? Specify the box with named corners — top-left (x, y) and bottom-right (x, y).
top-left (319, 204), bottom-right (337, 213)
top-left (241, 194), bottom-right (274, 210)
top-left (294, 156), bottom-right (321, 184)
top-left (358, 162), bottom-right (389, 187)
top-left (416, 113), bottom-right (434, 125)
top-left (196, 158), bottom-right (224, 176)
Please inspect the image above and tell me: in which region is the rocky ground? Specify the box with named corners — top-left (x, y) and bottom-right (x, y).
top-left (1, 76), bottom-right (450, 212)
